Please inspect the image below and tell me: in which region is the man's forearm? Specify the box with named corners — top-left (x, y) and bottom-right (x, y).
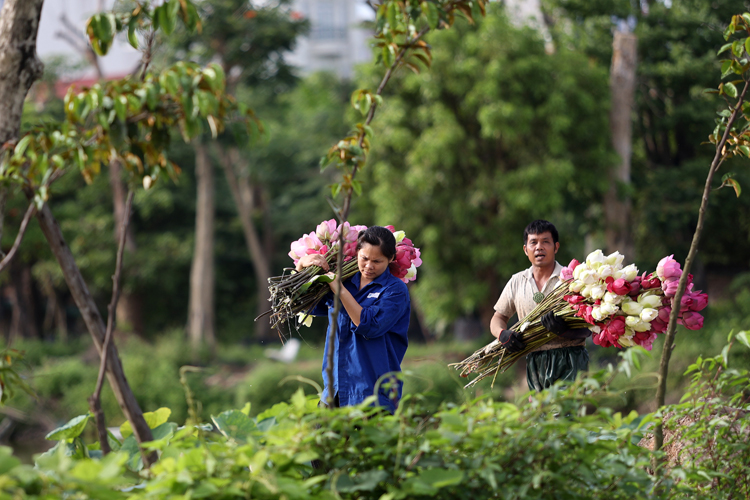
top-left (490, 314), bottom-right (509, 339)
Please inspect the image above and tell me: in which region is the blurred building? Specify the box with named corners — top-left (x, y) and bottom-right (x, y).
top-left (33, 1), bottom-right (375, 83)
top-left (286, 0), bottom-right (374, 79)
top-left (36, 0), bottom-right (142, 82)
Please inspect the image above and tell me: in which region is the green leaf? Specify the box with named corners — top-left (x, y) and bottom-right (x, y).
top-left (732, 40), bottom-right (744, 58)
top-left (418, 468), bottom-right (464, 488)
top-left (119, 407), bottom-right (171, 439)
top-left (727, 178), bottom-right (742, 197)
top-left (336, 470), bottom-right (389, 493)
top-left (736, 330), bottom-right (750, 348)
top-left (331, 182), bottom-right (342, 198)
top-left (127, 16), bottom-right (139, 49)
top-left (211, 410), bottom-right (257, 443)
top-left (746, 37), bottom-right (750, 56)
top-left (724, 82), bottom-right (738, 98)
top-left (45, 414), bottom-right (91, 441)
top-left (423, 1), bottom-right (440, 29)
top-left (114, 95), bottom-right (127, 122)
top-left (387, 1), bottom-right (399, 28)
top-left (739, 145), bottom-right (750, 157)
top-left (743, 13), bottom-right (750, 27)
top-left (718, 43), bottom-right (732, 55)
top-left (13, 135), bottom-right (32, 159)
top-left (721, 60), bottom-right (733, 78)
top-left (352, 178), bottom-right (363, 196)
top-left (0, 447), bottom-right (20, 475)
top-left (291, 387), bottom-right (306, 410)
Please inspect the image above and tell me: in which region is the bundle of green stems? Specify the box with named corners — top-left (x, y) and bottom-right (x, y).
top-left (449, 282), bottom-right (590, 388)
top-left (263, 252), bottom-right (360, 333)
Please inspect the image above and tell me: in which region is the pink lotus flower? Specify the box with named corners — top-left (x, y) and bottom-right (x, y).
top-left (640, 273), bottom-right (661, 290)
top-left (656, 255), bottom-right (682, 281)
top-left (607, 278), bottom-right (631, 296)
top-left (657, 306), bottom-right (671, 323)
top-left (606, 316), bottom-right (626, 337)
top-left (679, 311), bottom-right (704, 330)
top-left (688, 292), bottom-right (708, 312)
top-left (662, 278), bottom-right (680, 297)
top-left (593, 332), bottom-right (615, 348)
top-left (628, 276), bottom-right (642, 297)
top-left (561, 258), bottom-right (580, 280)
top-left (633, 331), bottom-right (657, 351)
top-left (288, 232), bottom-right (325, 262)
top-left (564, 294), bottom-right (585, 305)
top-left (650, 318), bottom-right (667, 333)
top-left (316, 219), bottom-right (337, 242)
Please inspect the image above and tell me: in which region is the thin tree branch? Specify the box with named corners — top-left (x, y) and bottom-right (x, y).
top-left (654, 79), bottom-right (750, 457)
top-left (88, 189), bottom-right (135, 456)
top-left (0, 202), bottom-right (37, 274)
top-left (325, 25), bottom-right (431, 406)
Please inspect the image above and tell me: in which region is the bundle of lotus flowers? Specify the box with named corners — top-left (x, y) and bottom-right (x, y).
top-left (450, 283), bottom-right (589, 388)
top-left (451, 250), bottom-right (708, 388)
top-left (259, 220), bottom-right (422, 335)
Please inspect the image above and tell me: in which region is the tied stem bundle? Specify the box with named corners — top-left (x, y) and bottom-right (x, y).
top-left (262, 252), bottom-right (359, 333)
top-left (449, 281), bottom-right (590, 388)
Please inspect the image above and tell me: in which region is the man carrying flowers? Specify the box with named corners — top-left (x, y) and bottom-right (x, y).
top-left (490, 220), bottom-right (591, 392)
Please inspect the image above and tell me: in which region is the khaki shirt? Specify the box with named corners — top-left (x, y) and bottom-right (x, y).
top-left (494, 262), bottom-right (584, 352)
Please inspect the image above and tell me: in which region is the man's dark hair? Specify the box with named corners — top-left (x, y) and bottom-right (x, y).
top-left (523, 220), bottom-right (559, 245)
top-left (356, 226), bottom-right (397, 260)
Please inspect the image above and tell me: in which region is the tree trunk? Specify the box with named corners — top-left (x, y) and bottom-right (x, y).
top-left (109, 159), bottom-right (143, 336)
top-left (216, 147), bottom-right (273, 342)
top-left (35, 203), bottom-right (156, 465)
top-left (0, 0), bottom-right (45, 145)
top-left (604, 30), bottom-right (637, 258)
top-left (8, 259), bottom-right (40, 342)
top-left (40, 271), bottom-right (68, 340)
top-left (188, 141), bottom-right (216, 356)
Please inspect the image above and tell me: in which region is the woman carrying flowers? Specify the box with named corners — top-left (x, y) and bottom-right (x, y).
top-left (295, 226), bottom-right (411, 413)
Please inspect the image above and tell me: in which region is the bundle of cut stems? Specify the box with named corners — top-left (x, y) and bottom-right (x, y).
top-left (260, 251), bottom-right (359, 333)
top-left (449, 281), bottom-right (591, 388)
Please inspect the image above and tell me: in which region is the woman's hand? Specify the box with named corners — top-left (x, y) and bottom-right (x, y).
top-left (326, 272), bottom-right (340, 294)
top-left (295, 254), bottom-right (329, 272)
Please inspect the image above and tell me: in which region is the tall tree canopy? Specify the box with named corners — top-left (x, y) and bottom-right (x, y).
top-left (356, 4), bottom-right (614, 330)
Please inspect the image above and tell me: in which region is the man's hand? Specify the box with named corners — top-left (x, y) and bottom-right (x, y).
top-left (541, 312), bottom-right (567, 335)
top-left (499, 329), bottom-right (525, 353)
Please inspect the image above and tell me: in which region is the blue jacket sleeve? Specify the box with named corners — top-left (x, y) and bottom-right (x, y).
top-left (354, 285), bottom-right (409, 339)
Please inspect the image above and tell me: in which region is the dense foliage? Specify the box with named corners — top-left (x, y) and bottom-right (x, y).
top-left (0, 337), bottom-right (746, 499)
top-left (356, 4), bottom-right (614, 329)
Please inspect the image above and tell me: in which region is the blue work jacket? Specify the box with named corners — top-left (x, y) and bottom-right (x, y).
top-left (312, 267), bottom-right (410, 413)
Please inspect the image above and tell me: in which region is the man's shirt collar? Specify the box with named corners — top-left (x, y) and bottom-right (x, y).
top-left (522, 261), bottom-right (563, 281)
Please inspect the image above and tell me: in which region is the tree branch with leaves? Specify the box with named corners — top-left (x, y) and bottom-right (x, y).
top-left (654, 12), bottom-right (750, 457)
top-left (318, 0), bottom-right (486, 406)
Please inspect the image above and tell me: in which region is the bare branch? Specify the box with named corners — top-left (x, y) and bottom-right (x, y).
top-left (654, 79), bottom-right (750, 456)
top-left (325, 25), bottom-right (431, 406)
top-left (88, 189), bottom-right (135, 456)
top-left (0, 202), bottom-right (37, 274)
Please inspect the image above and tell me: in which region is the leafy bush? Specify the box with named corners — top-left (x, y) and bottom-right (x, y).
top-left (2, 335), bottom-right (744, 499)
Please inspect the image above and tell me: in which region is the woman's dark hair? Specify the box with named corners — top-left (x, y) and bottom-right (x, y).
top-left (523, 219), bottom-right (559, 244)
top-left (356, 226), bottom-right (397, 261)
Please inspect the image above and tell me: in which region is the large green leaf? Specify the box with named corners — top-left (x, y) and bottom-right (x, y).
top-left (120, 407), bottom-right (171, 438)
top-left (45, 414), bottom-right (91, 441)
top-left (334, 469), bottom-right (389, 493)
top-left (211, 409), bottom-right (257, 442)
